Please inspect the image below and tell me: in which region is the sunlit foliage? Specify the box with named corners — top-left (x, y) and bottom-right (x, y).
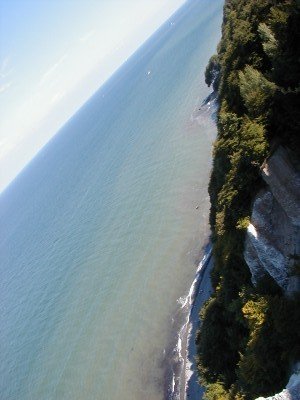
top-left (197, 0), bottom-right (300, 398)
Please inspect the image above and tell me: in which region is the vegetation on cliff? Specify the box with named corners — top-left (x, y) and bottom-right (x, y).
top-left (196, 1), bottom-right (300, 398)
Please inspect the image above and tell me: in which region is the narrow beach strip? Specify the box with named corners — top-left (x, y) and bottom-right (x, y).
top-left (184, 250), bottom-right (213, 400)
top-left (168, 243), bottom-right (213, 400)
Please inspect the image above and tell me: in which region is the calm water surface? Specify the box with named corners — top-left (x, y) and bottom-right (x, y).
top-left (0, 1), bottom-right (223, 398)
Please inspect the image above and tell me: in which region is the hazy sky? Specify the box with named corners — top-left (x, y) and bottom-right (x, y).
top-left (0, 0), bottom-right (186, 192)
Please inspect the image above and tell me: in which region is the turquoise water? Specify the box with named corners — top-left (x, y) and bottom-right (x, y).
top-left (0, 1), bottom-right (223, 399)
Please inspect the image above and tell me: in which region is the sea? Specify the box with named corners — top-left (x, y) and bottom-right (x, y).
top-left (0, 1), bottom-right (223, 399)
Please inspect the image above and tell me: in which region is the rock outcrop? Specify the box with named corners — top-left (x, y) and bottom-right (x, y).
top-left (244, 146), bottom-right (300, 293)
top-left (256, 364), bottom-right (300, 400)
top-left (246, 146), bottom-right (300, 399)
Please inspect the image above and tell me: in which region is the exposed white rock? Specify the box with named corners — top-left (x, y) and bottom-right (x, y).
top-left (244, 146), bottom-right (300, 292)
top-left (256, 366), bottom-right (300, 400)
top-left (262, 147), bottom-right (300, 227)
top-left (244, 190), bottom-right (290, 289)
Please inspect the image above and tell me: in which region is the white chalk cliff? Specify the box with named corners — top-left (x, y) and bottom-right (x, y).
top-left (256, 364), bottom-right (300, 400)
top-left (244, 146), bottom-right (300, 293)
top-left (245, 146), bottom-right (300, 400)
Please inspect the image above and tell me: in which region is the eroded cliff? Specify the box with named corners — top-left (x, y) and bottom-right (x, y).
top-left (244, 146), bottom-right (300, 294)
top-left (256, 363), bottom-right (300, 400)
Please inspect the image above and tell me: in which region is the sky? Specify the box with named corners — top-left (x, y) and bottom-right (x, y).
top-left (0, 0), bottom-right (186, 192)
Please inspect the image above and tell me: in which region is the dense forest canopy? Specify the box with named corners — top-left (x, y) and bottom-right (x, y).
top-left (197, 0), bottom-right (300, 399)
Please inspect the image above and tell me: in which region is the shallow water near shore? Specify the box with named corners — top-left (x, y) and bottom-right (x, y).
top-left (0, 1), bottom-right (223, 399)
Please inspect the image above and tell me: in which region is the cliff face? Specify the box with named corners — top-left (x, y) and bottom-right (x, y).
top-left (245, 147), bottom-right (300, 399)
top-left (197, 1), bottom-right (300, 397)
top-left (256, 364), bottom-right (300, 400)
top-left (244, 146), bottom-right (300, 294)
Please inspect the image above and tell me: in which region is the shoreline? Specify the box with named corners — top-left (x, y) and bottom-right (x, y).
top-left (166, 93), bottom-right (217, 400)
top-left (166, 242), bottom-right (213, 400)
top-left (184, 248), bottom-right (213, 400)
top-left (182, 93), bottom-right (217, 399)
